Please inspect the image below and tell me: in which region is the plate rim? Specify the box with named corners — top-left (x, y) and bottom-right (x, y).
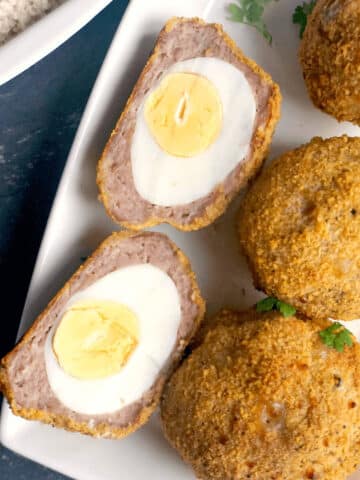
top-left (0, 0), bottom-right (114, 86)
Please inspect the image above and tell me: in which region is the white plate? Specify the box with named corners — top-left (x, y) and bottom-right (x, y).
top-left (0, 0), bottom-right (113, 86)
top-left (2, 0), bottom-right (360, 478)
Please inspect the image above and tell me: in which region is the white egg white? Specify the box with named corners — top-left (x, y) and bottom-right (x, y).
top-left (44, 264), bottom-right (181, 415)
top-left (131, 57), bottom-right (257, 206)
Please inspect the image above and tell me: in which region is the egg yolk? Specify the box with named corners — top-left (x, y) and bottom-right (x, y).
top-left (144, 72), bottom-right (222, 157)
top-left (52, 300), bottom-right (139, 380)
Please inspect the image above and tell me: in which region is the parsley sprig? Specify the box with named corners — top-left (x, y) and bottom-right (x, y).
top-left (256, 297), bottom-right (296, 318)
top-left (293, 1), bottom-right (316, 38)
top-left (319, 323), bottom-right (353, 352)
top-left (227, 0), bottom-right (277, 45)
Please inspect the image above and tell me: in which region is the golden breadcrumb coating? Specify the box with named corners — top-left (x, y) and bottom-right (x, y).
top-left (300, 0), bottom-right (360, 124)
top-left (238, 136), bottom-right (360, 321)
top-left (161, 309), bottom-right (360, 480)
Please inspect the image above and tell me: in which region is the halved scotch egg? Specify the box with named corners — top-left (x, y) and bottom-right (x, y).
top-left (0, 231), bottom-right (205, 438)
top-left (97, 17), bottom-right (281, 231)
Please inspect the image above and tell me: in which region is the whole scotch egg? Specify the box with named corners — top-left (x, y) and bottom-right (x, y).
top-left (299, 0), bottom-right (360, 125)
top-left (238, 136), bottom-right (360, 321)
top-left (161, 309), bottom-right (360, 480)
top-left (0, 231), bottom-right (205, 438)
top-left (97, 17), bottom-right (281, 231)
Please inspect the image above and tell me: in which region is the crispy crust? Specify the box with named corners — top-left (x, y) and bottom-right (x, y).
top-left (97, 17), bottom-right (281, 231)
top-left (0, 231), bottom-right (205, 439)
top-left (299, 0), bottom-right (360, 125)
top-left (161, 309), bottom-right (360, 480)
top-left (238, 135), bottom-right (360, 321)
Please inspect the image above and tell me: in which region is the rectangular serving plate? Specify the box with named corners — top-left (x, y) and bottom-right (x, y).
top-left (1, 0), bottom-right (360, 478)
top-left (0, 0), bottom-right (113, 86)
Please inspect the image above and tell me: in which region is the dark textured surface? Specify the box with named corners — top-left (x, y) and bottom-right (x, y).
top-left (0, 0), bottom-right (129, 478)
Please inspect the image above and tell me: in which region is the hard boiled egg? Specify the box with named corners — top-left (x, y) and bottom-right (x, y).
top-left (131, 57), bottom-right (256, 206)
top-left (45, 264), bottom-right (181, 415)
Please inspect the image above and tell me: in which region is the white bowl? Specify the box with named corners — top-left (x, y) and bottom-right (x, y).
top-left (0, 0), bottom-right (113, 86)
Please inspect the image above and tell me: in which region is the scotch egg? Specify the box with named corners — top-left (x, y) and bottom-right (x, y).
top-left (97, 17), bottom-right (281, 231)
top-left (300, 0), bottom-right (360, 125)
top-left (238, 136), bottom-right (360, 321)
top-left (0, 231), bottom-right (205, 438)
top-left (161, 309), bottom-right (360, 480)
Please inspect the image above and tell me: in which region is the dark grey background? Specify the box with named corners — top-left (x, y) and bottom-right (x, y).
top-left (0, 1), bottom-right (129, 478)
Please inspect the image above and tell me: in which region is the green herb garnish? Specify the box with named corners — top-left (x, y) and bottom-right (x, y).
top-left (319, 323), bottom-right (353, 352)
top-left (256, 297), bottom-right (296, 318)
top-left (227, 0), bottom-right (276, 45)
top-left (293, 1), bottom-right (316, 38)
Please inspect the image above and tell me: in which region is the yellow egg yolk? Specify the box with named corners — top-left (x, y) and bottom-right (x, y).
top-left (144, 72), bottom-right (223, 157)
top-left (52, 300), bottom-right (139, 380)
